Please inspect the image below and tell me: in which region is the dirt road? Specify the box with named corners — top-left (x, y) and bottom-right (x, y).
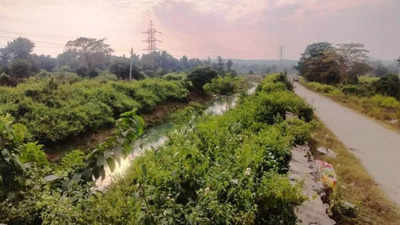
top-left (294, 83), bottom-right (400, 205)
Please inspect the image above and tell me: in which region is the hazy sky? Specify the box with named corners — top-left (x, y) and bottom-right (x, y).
top-left (0, 0), bottom-right (399, 60)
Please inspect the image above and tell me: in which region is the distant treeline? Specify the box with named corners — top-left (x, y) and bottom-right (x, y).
top-left (230, 59), bottom-right (298, 74)
top-left (298, 42), bottom-right (400, 85)
top-left (0, 37), bottom-right (243, 85)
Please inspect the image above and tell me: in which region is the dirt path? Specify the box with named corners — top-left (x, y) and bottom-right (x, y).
top-left (294, 82), bottom-right (400, 206)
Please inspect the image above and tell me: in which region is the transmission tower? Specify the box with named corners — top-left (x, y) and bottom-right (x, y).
top-left (143, 20), bottom-right (161, 53)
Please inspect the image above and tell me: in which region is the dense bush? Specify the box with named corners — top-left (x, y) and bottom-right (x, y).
top-left (0, 114), bottom-right (31, 198)
top-left (1, 75), bottom-right (315, 224)
top-left (304, 81), bottom-right (337, 94)
top-left (0, 110), bottom-right (145, 225)
top-left (373, 74), bottom-right (400, 100)
top-left (188, 67), bottom-right (218, 92)
top-left (41, 74), bottom-right (313, 225)
top-left (369, 95), bottom-right (400, 109)
top-left (341, 85), bottom-right (371, 96)
top-left (203, 75), bottom-right (246, 95)
top-left (0, 75), bottom-right (189, 143)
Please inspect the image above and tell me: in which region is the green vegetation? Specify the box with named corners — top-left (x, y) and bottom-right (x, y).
top-left (0, 108), bottom-right (145, 225)
top-left (300, 79), bottom-right (400, 129)
top-left (0, 37), bottom-right (252, 83)
top-left (60, 74), bottom-right (314, 225)
top-left (297, 41), bottom-right (400, 129)
top-left (310, 121), bottom-right (400, 225)
top-left (203, 75), bottom-right (246, 95)
top-left (373, 74), bottom-right (400, 99)
top-left (0, 74), bottom-right (189, 144)
top-left (0, 74), bottom-right (316, 225)
top-left (187, 67), bottom-right (218, 92)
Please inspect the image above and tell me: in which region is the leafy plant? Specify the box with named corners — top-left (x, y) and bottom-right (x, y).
top-left (0, 76), bottom-right (189, 144)
top-left (72, 74), bottom-right (314, 225)
top-left (203, 75), bottom-right (246, 96)
top-left (187, 67), bottom-right (218, 92)
top-left (19, 142), bottom-right (49, 167)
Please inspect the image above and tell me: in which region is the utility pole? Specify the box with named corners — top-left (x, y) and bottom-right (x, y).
top-left (143, 20), bottom-right (161, 53)
top-left (129, 48), bottom-right (134, 80)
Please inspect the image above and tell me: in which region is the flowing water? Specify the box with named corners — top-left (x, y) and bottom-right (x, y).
top-left (95, 84), bottom-right (258, 190)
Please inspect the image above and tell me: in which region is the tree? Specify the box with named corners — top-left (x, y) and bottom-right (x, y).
top-left (217, 56), bottom-right (225, 73)
top-left (302, 49), bottom-right (345, 84)
top-left (64, 37), bottom-right (113, 76)
top-left (336, 43), bottom-right (369, 68)
top-left (0, 37), bottom-right (34, 65)
top-left (180, 56), bottom-right (189, 70)
top-left (298, 42), bottom-right (334, 75)
top-left (187, 67), bottom-right (218, 92)
top-left (109, 57), bottom-right (144, 80)
top-left (374, 62), bottom-right (390, 77)
top-left (57, 51), bottom-right (80, 72)
top-left (226, 59), bottom-right (233, 72)
top-left (9, 59), bottom-right (33, 78)
top-left (336, 43), bottom-right (371, 81)
top-left (32, 54), bottom-right (57, 72)
top-left (373, 74), bottom-right (400, 99)
top-left (397, 57), bottom-right (400, 67)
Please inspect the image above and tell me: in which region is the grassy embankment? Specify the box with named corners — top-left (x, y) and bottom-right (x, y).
top-left (0, 73), bottom-right (207, 158)
top-left (310, 121), bottom-right (400, 225)
top-left (21, 74), bottom-right (315, 225)
top-left (299, 78), bottom-right (400, 131)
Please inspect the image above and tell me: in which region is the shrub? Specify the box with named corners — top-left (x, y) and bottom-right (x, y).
top-left (203, 75), bottom-right (245, 95)
top-left (19, 142), bottom-right (49, 167)
top-left (358, 75), bottom-right (379, 84)
top-left (370, 95), bottom-right (400, 109)
top-left (276, 72), bottom-right (293, 91)
top-left (306, 82), bottom-right (336, 94)
top-left (373, 74), bottom-right (400, 99)
top-left (341, 85), bottom-right (372, 96)
top-left (187, 67), bottom-right (218, 92)
top-left (0, 76), bottom-right (189, 143)
top-left (1, 75), bottom-right (315, 224)
top-left (95, 72), bottom-right (118, 81)
top-left (71, 74), bottom-right (314, 225)
top-left (9, 59), bottom-right (33, 78)
top-left (163, 72), bottom-right (187, 81)
top-left (58, 150), bottom-right (85, 173)
top-left (0, 114), bottom-right (31, 198)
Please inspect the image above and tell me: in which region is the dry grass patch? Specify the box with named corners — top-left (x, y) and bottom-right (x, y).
top-left (310, 121), bottom-right (400, 225)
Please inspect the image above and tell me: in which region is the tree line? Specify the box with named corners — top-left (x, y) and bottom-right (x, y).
top-left (298, 42), bottom-right (400, 85)
top-left (298, 42), bottom-right (400, 99)
top-left (0, 37), bottom-right (238, 85)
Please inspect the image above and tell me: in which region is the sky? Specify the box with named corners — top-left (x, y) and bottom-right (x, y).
top-left (0, 0), bottom-right (399, 60)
